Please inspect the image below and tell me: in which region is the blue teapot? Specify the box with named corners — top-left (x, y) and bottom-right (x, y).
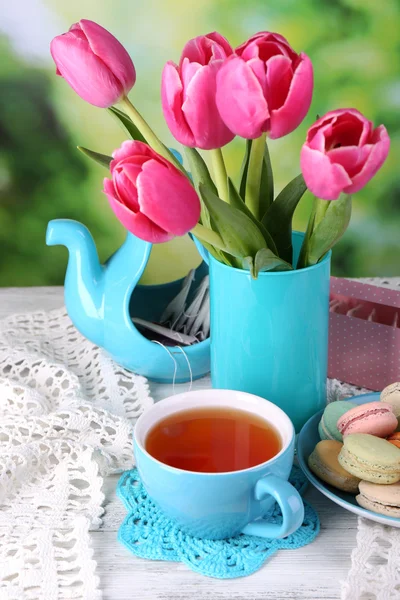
top-left (46, 219), bottom-right (210, 383)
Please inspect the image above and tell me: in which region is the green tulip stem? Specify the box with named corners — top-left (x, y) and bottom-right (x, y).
top-left (191, 223), bottom-right (226, 251)
top-left (245, 132), bottom-right (267, 219)
top-left (210, 148), bottom-right (229, 203)
top-left (119, 96), bottom-right (186, 174)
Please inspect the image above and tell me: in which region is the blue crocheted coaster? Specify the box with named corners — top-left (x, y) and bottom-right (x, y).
top-left (117, 466), bottom-right (319, 579)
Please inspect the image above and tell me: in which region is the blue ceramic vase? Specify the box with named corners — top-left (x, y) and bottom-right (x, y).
top-left (46, 219), bottom-right (210, 383)
top-left (207, 232), bottom-right (331, 432)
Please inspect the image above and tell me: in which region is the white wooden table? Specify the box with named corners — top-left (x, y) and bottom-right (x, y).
top-left (0, 287), bottom-right (358, 600)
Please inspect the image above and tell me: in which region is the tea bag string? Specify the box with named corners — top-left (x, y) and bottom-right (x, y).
top-left (151, 342), bottom-right (193, 394)
top-left (175, 346), bottom-right (193, 393)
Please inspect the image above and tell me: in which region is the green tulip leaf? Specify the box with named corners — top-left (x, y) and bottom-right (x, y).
top-left (197, 239), bottom-right (234, 266)
top-left (199, 183), bottom-right (267, 260)
top-left (184, 148), bottom-right (217, 195)
top-left (262, 173), bottom-right (307, 264)
top-left (241, 255), bottom-right (255, 277)
top-left (307, 195), bottom-right (352, 265)
top-left (254, 248), bottom-right (293, 274)
top-left (77, 146), bottom-right (112, 169)
top-left (242, 249), bottom-right (293, 278)
top-left (239, 139), bottom-right (252, 198)
top-left (259, 141), bottom-right (274, 216)
top-left (297, 200), bottom-right (317, 269)
top-left (184, 148), bottom-right (217, 229)
top-left (227, 177), bottom-right (278, 255)
top-left (107, 106), bottom-right (147, 143)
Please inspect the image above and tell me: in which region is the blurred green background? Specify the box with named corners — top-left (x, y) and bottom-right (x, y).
top-left (0, 0), bottom-right (398, 286)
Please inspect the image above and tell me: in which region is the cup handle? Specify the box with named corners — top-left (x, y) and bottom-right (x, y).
top-left (241, 474), bottom-right (304, 539)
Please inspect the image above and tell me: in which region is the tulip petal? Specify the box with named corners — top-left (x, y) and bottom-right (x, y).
top-left (79, 19), bottom-right (136, 92)
top-left (182, 62), bottom-right (235, 149)
top-left (216, 56), bottom-right (269, 139)
top-left (50, 34), bottom-right (123, 107)
top-left (69, 23), bottom-right (87, 42)
top-left (344, 125), bottom-right (390, 194)
top-left (103, 177), bottom-right (116, 198)
top-left (306, 109), bottom-right (372, 146)
top-left (180, 32), bottom-right (232, 66)
top-left (237, 32), bottom-right (297, 61)
top-left (113, 168), bottom-right (140, 211)
top-left (181, 58), bottom-right (202, 92)
top-left (324, 113), bottom-right (370, 149)
top-left (269, 53), bottom-right (313, 139)
top-left (246, 57), bottom-right (267, 94)
top-left (206, 32), bottom-right (233, 58)
top-left (307, 118), bottom-right (337, 152)
top-left (300, 144), bottom-right (352, 200)
top-left (103, 180), bottom-right (172, 243)
top-left (359, 114), bottom-right (374, 145)
top-left (327, 145), bottom-right (372, 178)
top-left (265, 54), bottom-right (293, 111)
top-left (161, 62), bottom-right (196, 146)
top-left (111, 140), bottom-right (152, 172)
top-left (137, 160), bottom-right (200, 235)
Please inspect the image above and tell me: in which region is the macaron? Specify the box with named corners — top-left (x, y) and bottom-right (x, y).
top-left (381, 382), bottom-right (400, 425)
top-left (308, 440), bottom-right (361, 493)
top-left (318, 400), bottom-right (357, 441)
top-left (337, 401), bottom-right (398, 438)
top-left (387, 432), bottom-right (400, 449)
top-left (338, 433), bottom-right (400, 484)
top-left (356, 480), bottom-right (400, 518)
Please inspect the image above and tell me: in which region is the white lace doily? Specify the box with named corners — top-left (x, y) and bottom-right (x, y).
top-left (0, 308), bottom-right (153, 600)
top-left (342, 520), bottom-right (400, 600)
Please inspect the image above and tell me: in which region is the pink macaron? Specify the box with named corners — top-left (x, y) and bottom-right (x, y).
top-left (337, 401), bottom-right (398, 438)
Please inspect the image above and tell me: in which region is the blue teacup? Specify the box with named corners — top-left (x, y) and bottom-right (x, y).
top-left (134, 389), bottom-right (304, 540)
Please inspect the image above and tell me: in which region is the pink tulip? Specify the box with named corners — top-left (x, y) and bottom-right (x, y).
top-left (50, 19), bottom-right (136, 108)
top-left (161, 32), bottom-right (235, 150)
top-left (103, 141), bottom-right (201, 243)
top-left (300, 109), bottom-right (390, 201)
top-left (216, 32), bottom-right (313, 140)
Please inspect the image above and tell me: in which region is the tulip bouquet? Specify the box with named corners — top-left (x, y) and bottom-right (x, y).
top-left (51, 20), bottom-right (390, 278)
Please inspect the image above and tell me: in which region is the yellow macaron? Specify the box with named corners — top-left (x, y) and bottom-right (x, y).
top-left (308, 440), bottom-right (361, 493)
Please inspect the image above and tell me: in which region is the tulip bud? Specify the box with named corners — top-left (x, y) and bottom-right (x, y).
top-left (216, 32), bottom-right (313, 140)
top-left (162, 32), bottom-right (235, 150)
top-left (50, 19), bottom-right (136, 108)
top-left (103, 141), bottom-right (201, 243)
top-left (300, 109), bottom-right (390, 200)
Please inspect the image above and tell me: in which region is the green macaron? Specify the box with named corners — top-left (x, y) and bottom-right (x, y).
top-left (338, 433), bottom-right (400, 484)
top-left (318, 400), bottom-right (358, 441)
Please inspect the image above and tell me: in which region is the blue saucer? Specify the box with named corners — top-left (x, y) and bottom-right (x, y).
top-left (297, 392), bottom-right (400, 528)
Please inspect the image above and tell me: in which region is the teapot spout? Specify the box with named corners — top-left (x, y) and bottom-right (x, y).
top-left (46, 219), bottom-right (105, 346)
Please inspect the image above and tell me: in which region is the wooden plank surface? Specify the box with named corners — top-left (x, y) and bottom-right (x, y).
top-left (0, 286), bottom-right (357, 600)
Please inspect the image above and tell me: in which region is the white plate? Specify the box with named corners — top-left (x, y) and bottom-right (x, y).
top-left (297, 392), bottom-right (400, 527)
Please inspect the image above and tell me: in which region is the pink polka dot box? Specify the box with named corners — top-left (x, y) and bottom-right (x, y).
top-left (329, 277), bottom-right (400, 390)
